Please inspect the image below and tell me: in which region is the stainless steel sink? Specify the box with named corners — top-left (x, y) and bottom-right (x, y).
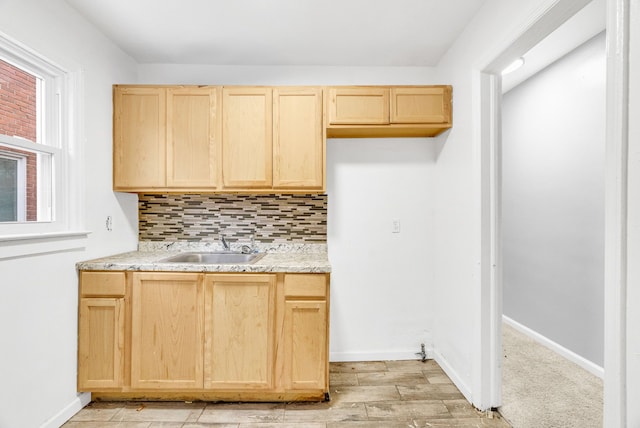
top-left (159, 252), bottom-right (265, 264)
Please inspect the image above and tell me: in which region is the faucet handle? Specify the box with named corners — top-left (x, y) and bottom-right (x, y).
top-left (219, 232), bottom-right (231, 251)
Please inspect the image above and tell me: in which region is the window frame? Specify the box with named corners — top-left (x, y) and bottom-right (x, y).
top-left (0, 32), bottom-right (85, 243)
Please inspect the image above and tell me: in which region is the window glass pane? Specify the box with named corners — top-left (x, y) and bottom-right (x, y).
top-left (0, 59), bottom-right (37, 143)
top-left (0, 156), bottom-right (18, 221)
top-left (0, 143), bottom-right (51, 223)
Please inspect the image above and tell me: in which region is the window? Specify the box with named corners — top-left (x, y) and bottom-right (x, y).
top-left (0, 33), bottom-right (81, 240)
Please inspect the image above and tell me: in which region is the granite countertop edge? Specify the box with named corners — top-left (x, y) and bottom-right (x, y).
top-left (76, 242), bottom-right (331, 274)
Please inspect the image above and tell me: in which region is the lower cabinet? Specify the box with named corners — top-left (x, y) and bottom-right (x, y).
top-left (78, 272), bottom-right (126, 390)
top-left (77, 270), bottom-right (329, 400)
top-left (283, 274), bottom-right (328, 391)
top-left (130, 272), bottom-right (204, 390)
top-left (204, 274), bottom-right (276, 390)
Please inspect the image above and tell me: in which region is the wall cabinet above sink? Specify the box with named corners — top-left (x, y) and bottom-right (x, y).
top-left (113, 86), bottom-right (220, 191)
top-left (113, 85), bottom-right (325, 193)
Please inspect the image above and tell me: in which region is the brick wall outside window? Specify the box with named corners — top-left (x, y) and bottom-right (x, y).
top-left (0, 59), bottom-right (37, 221)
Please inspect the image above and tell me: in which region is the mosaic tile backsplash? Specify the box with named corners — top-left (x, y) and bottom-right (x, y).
top-left (138, 194), bottom-right (327, 243)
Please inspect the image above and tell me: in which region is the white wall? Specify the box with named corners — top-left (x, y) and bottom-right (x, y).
top-left (502, 32), bottom-right (606, 366)
top-left (0, 0), bottom-right (138, 427)
top-left (137, 64), bottom-right (441, 361)
top-left (326, 138), bottom-right (436, 360)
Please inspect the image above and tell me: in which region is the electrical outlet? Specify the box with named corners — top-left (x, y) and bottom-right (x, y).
top-left (106, 215), bottom-right (113, 231)
top-left (392, 218), bottom-right (401, 233)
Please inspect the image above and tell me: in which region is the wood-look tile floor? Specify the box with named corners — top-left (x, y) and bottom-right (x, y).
top-left (63, 360), bottom-right (510, 428)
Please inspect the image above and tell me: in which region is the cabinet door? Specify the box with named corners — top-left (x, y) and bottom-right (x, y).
top-left (273, 88), bottom-right (324, 190)
top-left (78, 298), bottom-right (124, 390)
top-left (328, 87), bottom-right (389, 125)
top-left (167, 87), bottom-right (221, 188)
top-left (282, 274), bottom-right (328, 391)
top-left (283, 300), bottom-right (328, 390)
top-left (390, 87), bottom-right (451, 124)
top-left (204, 274), bottom-right (276, 390)
top-left (222, 87), bottom-right (273, 188)
top-left (130, 272), bottom-right (204, 389)
top-left (113, 86), bottom-right (166, 189)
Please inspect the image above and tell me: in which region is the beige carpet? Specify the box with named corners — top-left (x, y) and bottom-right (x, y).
top-left (500, 322), bottom-right (603, 427)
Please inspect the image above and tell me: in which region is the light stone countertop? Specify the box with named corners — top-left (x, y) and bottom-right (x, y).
top-left (76, 242), bottom-right (331, 273)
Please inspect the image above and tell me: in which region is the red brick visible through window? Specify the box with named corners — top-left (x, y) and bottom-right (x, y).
top-left (0, 59), bottom-right (37, 221)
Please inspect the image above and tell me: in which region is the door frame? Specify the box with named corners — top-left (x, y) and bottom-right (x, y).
top-left (474, 0), bottom-right (631, 424)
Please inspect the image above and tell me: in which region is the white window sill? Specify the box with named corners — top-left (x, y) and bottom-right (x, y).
top-left (0, 231), bottom-right (91, 260)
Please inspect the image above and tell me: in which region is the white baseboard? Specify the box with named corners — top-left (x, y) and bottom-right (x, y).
top-left (432, 349), bottom-right (473, 403)
top-left (41, 392), bottom-right (91, 428)
top-left (503, 315), bottom-right (604, 379)
top-left (330, 349), bottom-right (431, 362)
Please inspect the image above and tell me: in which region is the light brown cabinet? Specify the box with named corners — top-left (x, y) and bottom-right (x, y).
top-left (78, 271), bottom-right (329, 401)
top-left (327, 87), bottom-right (389, 125)
top-left (222, 87), bottom-right (273, 189)
top-left (390, 87), bottom-right (451, 124)
top-left (326, 85), bottom-right (452, 137)
top-left (204, 274), bottom-right (277, 390)
top-left (283, 274), bottom-right (329, 391)
top-left (166, 87), bottom-right (220, 188)
top-left (113, 84), bottom-right (453, 192)
top-left (113, 87), bottom-right (166, 189)
top-left (78, 272), bottom-right (126, 390)
top-left (273, 88), bottom-right (325, 190)
top-left (113, 85), bottom-right (325, 193)
top-left (113, 85), bottom-right (220, 191)
top-left (130, 272), bottom-right (204, 390)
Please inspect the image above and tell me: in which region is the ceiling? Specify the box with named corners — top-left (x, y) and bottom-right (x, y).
top-left (63, 0), bottom-right (487, 66)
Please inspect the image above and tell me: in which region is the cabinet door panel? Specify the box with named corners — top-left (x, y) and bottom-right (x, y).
top-left (167, 87), bottom-right (220, 187)
top-left (390, 87), bottom-right (450, 124)
top-left (78, 298), bottom-right (124, 390)
top-left (328, 87), bottom-right (389, 125)
top-left (204, 274), bottom-right (276, 389)
top-left (273, 88), bottom-right (324, 189)
top-left (283, 300), bottom-right (327, 390)
top-left (131, 273), bottom-right (204, 389)
top-left (222, 88), bottom-right (272, 188)
top-left (113, 87), bottom-right (166, 189)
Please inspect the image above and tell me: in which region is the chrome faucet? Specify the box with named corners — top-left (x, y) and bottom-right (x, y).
top-left (240, 234), bottom-right (258, 254)
top-left (219, 232), bottom-right (231, 251)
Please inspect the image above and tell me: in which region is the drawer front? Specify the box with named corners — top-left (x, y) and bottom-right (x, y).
top-left (81, 271), bottom-right (126, 297)
top-left (284, 274), bottom-right (327, 299)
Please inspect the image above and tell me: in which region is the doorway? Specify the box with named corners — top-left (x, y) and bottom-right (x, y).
top-left (476, 0), bottom-right (633, 425)
top-left (499, 24), bottom-right (606, 426)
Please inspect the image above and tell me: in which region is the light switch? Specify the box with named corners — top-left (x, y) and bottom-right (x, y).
top-left (392, 219), bottom-right (401, 233)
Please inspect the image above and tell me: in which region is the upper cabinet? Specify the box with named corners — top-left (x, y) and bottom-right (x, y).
top-left (222, 87), bottom-right (273, 189)
top-left (113, 87), bottom-right (166, 189)
top-left (273, 88), bottom-right (324, 190)
top-left (167, 87), bottom-right (220, 188)
top-left (390, 87), bottom-right (450, 124)
top-left (326, 86), bottom-right (452, 138)
top-left (113, 85), bottom-right (220, 192)
top-left (113, 84), bottom-right (452, 193)
top-left (113, 85), bottom-right (325, 193)
top-left (327, 87), bottom-right (389, 125)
